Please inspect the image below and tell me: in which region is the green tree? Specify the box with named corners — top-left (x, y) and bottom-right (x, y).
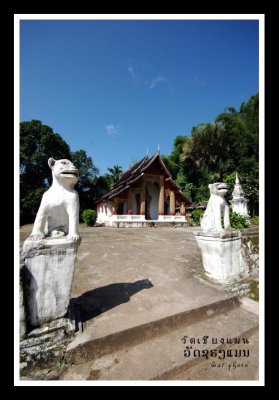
top-left (239, 93), bottom-right (259, 160)
top-left (214, 93), bottom-right (259, 170)
top-left (20, 120), bottom-right (102, 224)
top-left (162, 135), bottom-right (188, 178)
top-left (163, 93), bottom-right (259, 209)
top-left (20, 120), bottom-right (71, 224)
top-left (224, 171), bottom-right (259, 216)
top-left (107, 164), bottom-right (123, 187)
top-left (191, 208), bottom-right (204, 224)
top-left (92, 175), bottom-right (111, 201)
top-left (182, 122), bottom-right (233, 181)
top-left (71, 150), bottom-right (99, 215)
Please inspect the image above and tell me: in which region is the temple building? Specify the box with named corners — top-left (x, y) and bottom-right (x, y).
top-left (96, 152), bottom-right (191, 227)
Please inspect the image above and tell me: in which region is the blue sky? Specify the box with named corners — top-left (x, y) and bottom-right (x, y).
top-left (20, 18), bottom-right (259, 175)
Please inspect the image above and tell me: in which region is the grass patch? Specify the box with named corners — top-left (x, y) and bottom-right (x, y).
top-left (250, 215), bottom-right (259, 225)
top-left (248, 281), bottom-right (259, 302)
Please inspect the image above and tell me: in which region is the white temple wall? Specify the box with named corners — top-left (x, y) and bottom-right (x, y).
top-left (97, 202), bottom-right (113, 225)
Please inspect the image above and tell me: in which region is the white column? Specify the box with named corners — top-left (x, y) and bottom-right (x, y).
top-left (169, 191), bottom-right (175, 216)
top-left (140, 179), bottom-right (145, 217)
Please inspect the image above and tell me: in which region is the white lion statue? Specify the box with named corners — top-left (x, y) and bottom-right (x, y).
top-left (200, 182), bottom-right (231, 233)
top-left (29, 158), bottom-right (80, 241)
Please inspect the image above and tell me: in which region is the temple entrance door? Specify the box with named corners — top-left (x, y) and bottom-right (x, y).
top-left (145, 182), bottom-right (159, 220)
top-left (165, 196), bottom-right (170, 215)
top-left (117, 202), bottom-right (124, 215)
top-left (135, 193), bottom-right (141, 215)
top-left (145, 188), bottom-right (152, 220)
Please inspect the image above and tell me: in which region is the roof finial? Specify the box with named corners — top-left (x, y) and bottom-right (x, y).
top-left (157, 144), bottom-right (160, 154)
top-left (235, 172), bottom-right (239, 184)
top-left (146, 147), bottom-right (149, 156)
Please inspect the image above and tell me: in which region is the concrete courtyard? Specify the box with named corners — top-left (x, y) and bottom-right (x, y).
top-left (20, 224), bottom-right (259, 380)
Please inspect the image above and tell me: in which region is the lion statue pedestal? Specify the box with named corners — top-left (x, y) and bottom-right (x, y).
top-left (22, 237), bottom-right (80, 330)
top-left (21, 158), bottom-right (81, 332)
top-left (195, 230), bottom-right (244, 284)
top-left (194, 183), bottom-right (246, 284)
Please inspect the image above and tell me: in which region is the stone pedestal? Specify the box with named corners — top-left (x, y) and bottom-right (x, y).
top-left (231, 197), bottom-right (250, 219)
top-left (194, 231), bottom-right (246, 284)
top-left (20, 260), bottom-right (27, 338)
top-left (22, 237), bottom-right (81, 330)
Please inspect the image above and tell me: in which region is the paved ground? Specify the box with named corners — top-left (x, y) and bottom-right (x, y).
top-left (20, 224), bottom-right (259, 381)
top-left (20, 224), bottom-right (220, 306)
top-left (21, 224), bottom-right (234, 341)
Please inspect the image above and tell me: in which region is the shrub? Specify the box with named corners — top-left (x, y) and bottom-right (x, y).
top-left (229, 210), bottom-right (250, 229)
top-left (81, 209), bottom-right (97, 226)
top-left (191, 209), bottom-right (203, 225)
top-left (250, 215), bottom-right (259, 225)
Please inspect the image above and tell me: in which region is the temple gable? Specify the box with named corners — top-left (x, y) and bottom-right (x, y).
top-left (96, 152), bottom-right (191, 227)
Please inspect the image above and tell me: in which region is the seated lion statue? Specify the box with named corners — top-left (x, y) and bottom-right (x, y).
top-left (200, 182), bottom-right (231, 233)
top-left (29, 158), bottom-right (80, 241)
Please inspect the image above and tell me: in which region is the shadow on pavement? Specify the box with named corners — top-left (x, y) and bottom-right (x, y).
top-left (71, 279), bottom-right (153, 323)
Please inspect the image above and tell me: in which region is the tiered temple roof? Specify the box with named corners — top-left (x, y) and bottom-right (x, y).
top-left (96, 153), bottom-right (191, 205)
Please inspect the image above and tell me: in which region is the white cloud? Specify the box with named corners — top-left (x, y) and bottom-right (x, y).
top-left (127, 61), bottom-right (167, 90)
top-left (192, 72), bottom-right (205, 86)
top-left (186, 70), bottom-right (205, 86)
top-left (105, 123), bottom-right (120, 138)
top-left (127, 62), bottom-right (136, 79)
top-left (149, 75), bottom-right (166, 89)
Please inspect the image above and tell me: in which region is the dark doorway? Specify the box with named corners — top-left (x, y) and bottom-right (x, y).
top-left (145, 187), bottom-right (152, 219)
top-left (164, 196), bottom-right (170, 215)
top-left (117, 202), bottom-right (124, 215)
top-left (135, 193), bottom-right (140, 215)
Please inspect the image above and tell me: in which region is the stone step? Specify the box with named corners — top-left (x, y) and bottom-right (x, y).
top-left (64, 294), bottom-right (240, 365)
top-left (60, 300), bottom-right (258, 380)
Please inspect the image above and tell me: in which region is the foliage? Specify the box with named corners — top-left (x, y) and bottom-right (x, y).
top-left (20, 188), bottom-right (47, 226)
top-left (163, 93), bottom-right (259, 216)
top-left (191, 209), bottom-right (204, 224)
top-left (81, 209), bottom-right (97, 226)
top-left (20, 120), bottom-right (101, 224)
top-left (70, 149), bottom-right (99, 216)
top-left (229, 211), bottom-right (250, 229)
top-left (20, 120), bottom-right (71, 224)
top-left (166, 136), bottom-right (189, 177)
top-left (183, 183), bottom-right (194, 201)
top-left (250, 215), bottom-right (259, 225)
top-left (106, 164), bottom-right (123, 187)
top-left (224, 171), bottom-right (258, 216)
top-left (182, 122), bottom-right (233, 181)
top-left (249, 281), bottom-right (259, 301)
top-left (92, 175), bottom-right (111, 202)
